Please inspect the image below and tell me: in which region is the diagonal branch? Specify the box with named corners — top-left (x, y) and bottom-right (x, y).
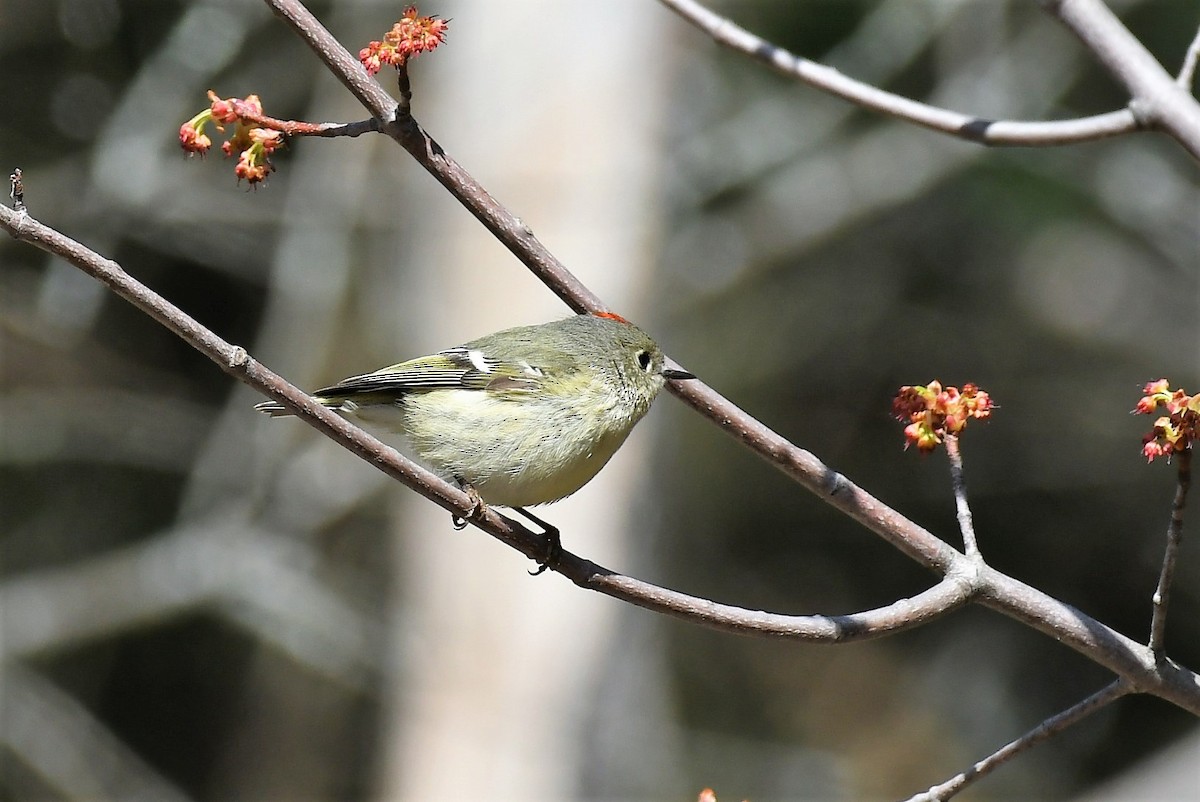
top-left (1179, 24), bottom-right (1200, 89)
top-left (905, 680), bottom-right (1132, 801)
top-left (10, 0), bottom-right (1200, 717)
top-left (238, 0), bottom-right (1200, 714)
top-left (9, 199), bottom-right (1200, 714)
top-left (0, 205), bottom-right (517, 549)
top-left (976, 565), bottom-right (1198, 714)
top-left (0, 202), bottom-right (969, 644)
top-left (260, 0), bottom-right (962, 576)
top-left (656, 0), bottom-right (1139, 146)
top-left (1, 663), bottom-right (193, 802)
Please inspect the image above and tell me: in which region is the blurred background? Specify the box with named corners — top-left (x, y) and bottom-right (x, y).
top-left (2, 0), bottom-right (1198, 800)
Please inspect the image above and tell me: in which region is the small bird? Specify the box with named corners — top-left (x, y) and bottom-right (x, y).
top-left (256, 313), bottom-right (694, 570)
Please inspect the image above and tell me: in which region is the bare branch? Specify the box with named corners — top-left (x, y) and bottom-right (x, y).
top-left (233, 109), bottom-right (379, 138)
top-left (656, 0), bottom-right (1139, 147)
top-left (0, 204), bottom-right (524, 550)
top-left (257, 0), bottom-right (965, 576)
top-left (265, 0), bottom-right (397, 119)
top-left (245, 0), bottom-right (1200, 713)
top-left (11, 199), bottom-right (1200, 715)
top-left (977, 566), bottom-right (1198, 714)
top-left (1149, 449), bottom-right (1192, 653)
top-left (10, 3), bottom-right (1200, 738)
top-left (1040, 0), bottom-right (1200, 160)
top-left (0, 203), bottom-right (967, 644)
top-left (945, 435), bottom-right (980, 558)
top-left (905, 680), bottom-right (1132, 801)
top-left (574, 568), bottom-right (976, 642)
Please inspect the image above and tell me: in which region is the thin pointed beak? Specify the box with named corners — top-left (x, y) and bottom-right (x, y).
top-left (663, 368), bottom-right (696, 381)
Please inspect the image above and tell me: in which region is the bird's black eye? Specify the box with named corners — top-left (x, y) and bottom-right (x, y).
top-left (636, 350), bottom-right (652, 372)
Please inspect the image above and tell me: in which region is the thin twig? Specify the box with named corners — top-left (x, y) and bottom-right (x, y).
top-left (9, 168), bottom-right (24, 211)
top-left (1149, 449), bottom-right (1192, 654)
top-left (1179, 24), bottom-right (1200, 89)
top-left (222, 102), bottom-right (379, 138)
top-left (944, 436), bottom-right (980, 558)
top-left (905, 680), bottom-right (1132, 801)
top-left (656, 0), bottom-right (1139, 147)
top-left (396, 61), bottom-right (412, 116)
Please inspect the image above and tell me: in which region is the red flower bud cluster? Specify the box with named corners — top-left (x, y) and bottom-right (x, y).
top-left (179, 92), bottom-right (285, 186)
top-left (893, 381), bottom-right (994, 453)
top-left (1134, 379), bottom-right (1197, 462)
top-left (360, 6), bottom-right (449, 74)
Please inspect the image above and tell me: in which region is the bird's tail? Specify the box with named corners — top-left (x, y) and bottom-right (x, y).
top-left (253, 397), bottom-right (346, 418)
top-left (253, 400), bottom-right (293, 417)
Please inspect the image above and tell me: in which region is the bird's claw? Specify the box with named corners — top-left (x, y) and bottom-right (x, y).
top-left (450, 480), bottom-right (486, 530)
top-left (527, 538), bottom-right (562, 576)
top-left (513, 507), bottom-right (561, 577)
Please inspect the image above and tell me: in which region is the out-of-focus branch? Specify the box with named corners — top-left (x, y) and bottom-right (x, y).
top-left (1040, 0), bottom-right (1200, 160)
top-left (1179, 25), bottom-right (1200, 89)
top-left (659, 0), bottom-right (1200, 161)
top-left (1149, 449), bottom-right (1192, 653)
top-left (905, 680), bottom-right (1132, 802)
top-left (656, 0), bottom-right (1139, 146)
top-left (1, 663), bottom-right (194, 802)
top-left (0, 518), bottom-right (382, 686)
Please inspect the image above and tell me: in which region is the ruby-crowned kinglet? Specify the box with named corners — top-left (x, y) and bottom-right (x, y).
top-left (256, 314), bottom-right (693, 553)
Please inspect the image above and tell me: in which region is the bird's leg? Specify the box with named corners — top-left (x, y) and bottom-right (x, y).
top-left (447, 483), bottom-right (559, 576)
top-left (450, 477), bottom-right (485, 530)
top-left (512, 506), bottom-right (561, 576)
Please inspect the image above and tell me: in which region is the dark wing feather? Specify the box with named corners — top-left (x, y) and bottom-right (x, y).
top-left (315, 347), bottom-right (538, 399)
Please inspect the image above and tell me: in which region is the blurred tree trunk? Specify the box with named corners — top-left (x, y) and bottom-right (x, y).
top-left (373, 3), bottom-right (676, 799)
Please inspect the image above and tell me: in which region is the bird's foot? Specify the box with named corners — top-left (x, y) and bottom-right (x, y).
top-left (450, 481), bottom-right (485, 530)
top-left (512, 507), bottom-right (561, 576)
